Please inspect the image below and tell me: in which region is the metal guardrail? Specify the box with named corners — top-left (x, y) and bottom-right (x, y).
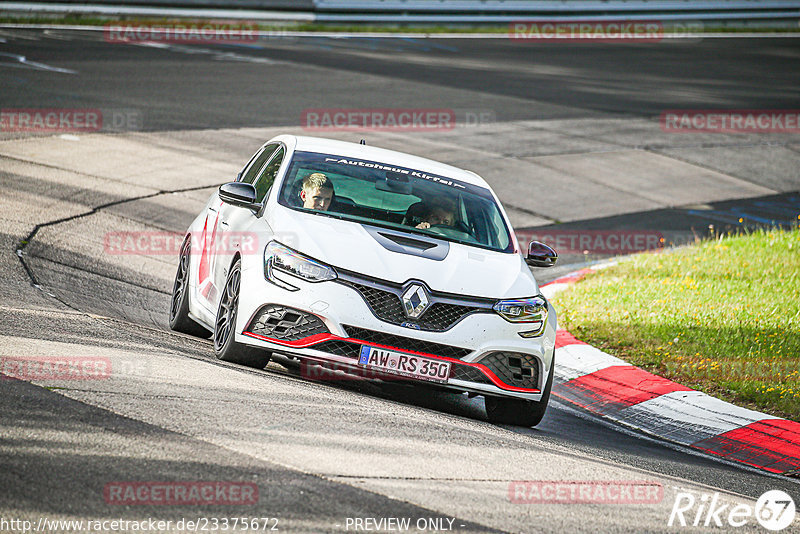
top-left (313, 0), bottom-right (800, 22)
top-left (315, 0), bottom-right (800, 12)
top-left (2, 0), bottom-right (799, 23)
top-left (8, 0), bottom-right (314, 7)
top-left (0, 3), bottom-right (315, 21)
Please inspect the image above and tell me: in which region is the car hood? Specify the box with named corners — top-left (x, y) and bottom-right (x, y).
top-left (266, 207), bottom-right (539, 298)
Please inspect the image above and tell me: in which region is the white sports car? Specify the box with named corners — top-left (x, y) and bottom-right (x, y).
top-left (169, 135), bottom-right (559, 427)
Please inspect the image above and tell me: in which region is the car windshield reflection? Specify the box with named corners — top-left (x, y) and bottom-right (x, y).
top-left (278, 151), bottom-right (513, 253)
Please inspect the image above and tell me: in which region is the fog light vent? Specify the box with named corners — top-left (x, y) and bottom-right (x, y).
top-left (478, 352), bottom-right (540, 389)
top-left (246, 305), bottom-right (328, 341)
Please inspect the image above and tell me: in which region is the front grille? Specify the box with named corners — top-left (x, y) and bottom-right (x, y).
top-left (478, 352), bottom-right (540, 389)
top-left (343, 325), bottom-right (472, 360)
top-left (312, 335), bottom-right (491, 386)
top-left (246, 305), bottom-right (328, 341)
top-left (424, 302), bottom-right (483, 330)
top-left (347, 281), bottom-right (406, 323)
top-left (306, 328), bottom-right (493, 387)
top-left (313, 340), bottom-right (360, 359)
top-left (338, 279), bottom-right (492, 332)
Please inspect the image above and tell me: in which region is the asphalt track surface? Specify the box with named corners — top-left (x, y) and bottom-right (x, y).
top-left (1, 29), bottom-right (799, 533)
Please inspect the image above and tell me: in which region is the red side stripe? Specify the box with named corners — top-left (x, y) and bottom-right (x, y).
top-left (555, 329), bottom-right (587, 348)
top-left (691, 419), bottom-right (800, 474)
top-left (553, 365), bottom-right (693, 415)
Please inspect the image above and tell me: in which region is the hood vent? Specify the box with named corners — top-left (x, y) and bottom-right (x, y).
top-left (363, 225), bottom-right (449, 261)
top-left (378, 232), bottom-right (436, 251)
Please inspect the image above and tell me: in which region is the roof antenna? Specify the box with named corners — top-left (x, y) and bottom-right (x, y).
top-left (360, 139), bottom-right (366, 145)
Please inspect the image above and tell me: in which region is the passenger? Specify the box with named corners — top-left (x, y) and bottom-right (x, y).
top-left (300, 172), bottom-right (334, 211)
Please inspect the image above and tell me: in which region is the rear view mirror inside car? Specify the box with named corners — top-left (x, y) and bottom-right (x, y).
top-left (375, 171), bottom-right (413, 195)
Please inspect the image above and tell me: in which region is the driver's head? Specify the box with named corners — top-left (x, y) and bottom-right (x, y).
top-left (301, 173), bottom-right (334, 211)
top-left (427, 205), bottom-right (454, 226)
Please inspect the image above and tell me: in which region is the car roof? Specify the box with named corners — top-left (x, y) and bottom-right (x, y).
top-left (269, 135), bottom-right (489, 188)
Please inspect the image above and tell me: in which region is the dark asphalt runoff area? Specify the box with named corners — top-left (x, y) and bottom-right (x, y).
top-left (1, 28), bottom-right (798, 533)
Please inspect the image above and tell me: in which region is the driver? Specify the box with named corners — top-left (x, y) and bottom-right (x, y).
top-left (300, 173), bottom-right (334, 211)
top-left (416, 204), bottom-right (455, 230)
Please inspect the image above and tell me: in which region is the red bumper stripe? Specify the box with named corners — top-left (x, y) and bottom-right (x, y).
top-left (242, 330), bottom-right (540, 394)
top-left (242, 331), bottom-right (335, 348)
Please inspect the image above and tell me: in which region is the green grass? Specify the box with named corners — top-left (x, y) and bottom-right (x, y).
top-left (552, 226), bottom-right (800, 421)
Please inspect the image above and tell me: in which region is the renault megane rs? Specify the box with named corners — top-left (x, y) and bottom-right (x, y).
top-left (169, 135), bottom-right (558, 427)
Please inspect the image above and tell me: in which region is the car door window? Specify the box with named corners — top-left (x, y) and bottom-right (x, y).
top-left (253, 146), bottom-right (285, 203)
top-left (240, 144), bottom-right (278, 184)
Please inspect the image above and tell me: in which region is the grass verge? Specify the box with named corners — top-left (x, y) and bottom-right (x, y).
top-left (552, 226), bottom-right (800, 421)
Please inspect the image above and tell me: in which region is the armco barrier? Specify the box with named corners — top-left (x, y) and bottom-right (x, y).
top-left (315, 0), bottom-right (800, 22)
top-left (4, 0), bottom-right (800, 23)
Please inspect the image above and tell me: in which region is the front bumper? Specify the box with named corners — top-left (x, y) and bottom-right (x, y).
top-left (235, 259), bottom-right (556, 401)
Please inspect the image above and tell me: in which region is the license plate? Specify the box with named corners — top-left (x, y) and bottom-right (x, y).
top-left (358, 346), bottom-right (450, 383)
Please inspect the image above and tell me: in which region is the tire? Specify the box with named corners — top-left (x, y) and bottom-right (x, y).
top-left (213, 259), bottom-right (271, 369)
top-left (169, 237), bottom-right (212, 338)
top-left (485, 354), bottom-right (554, 428)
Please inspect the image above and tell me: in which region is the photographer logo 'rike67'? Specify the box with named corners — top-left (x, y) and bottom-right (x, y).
top-left (669, 490), bottom-right (796, 531)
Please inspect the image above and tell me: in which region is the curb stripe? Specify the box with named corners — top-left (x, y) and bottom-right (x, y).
top-left (612, 390), bottom-right (767, 443)
top-left (554, 343), bottom-right (627, 381)
top-left (555, 329), bottom-right (587, 348)
top-left (549, 268), bottom-right (593, 285)
top-left (691, 419), bottom-right (800, 474)
top-left (554, 365), bottom-right (693, 415)
top-left (543, 265), bottom-right (799, 475)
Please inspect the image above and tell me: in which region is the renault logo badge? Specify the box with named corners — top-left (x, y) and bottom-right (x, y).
top-left (402, 284), bottom-right (429, 319)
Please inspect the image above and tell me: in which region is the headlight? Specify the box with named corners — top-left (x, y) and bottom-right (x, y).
top-left (493, 296), bottom-right (548, 337)
top-left (264, 241), bottom-right (337, 290)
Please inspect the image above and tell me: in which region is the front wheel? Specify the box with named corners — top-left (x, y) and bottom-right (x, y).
top-left (485, 354), bottom-right (554, 427)
top-left (214, 259), bottom-right (271, 369)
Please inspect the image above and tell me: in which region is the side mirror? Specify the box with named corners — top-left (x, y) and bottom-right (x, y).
top-left (219, 182), bottom-right (258, 209)
top-left (526, 241), bottom-right (557, 268)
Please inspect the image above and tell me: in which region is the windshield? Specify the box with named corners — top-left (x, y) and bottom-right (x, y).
top-left (278, 151), bottom-right (514, 253)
